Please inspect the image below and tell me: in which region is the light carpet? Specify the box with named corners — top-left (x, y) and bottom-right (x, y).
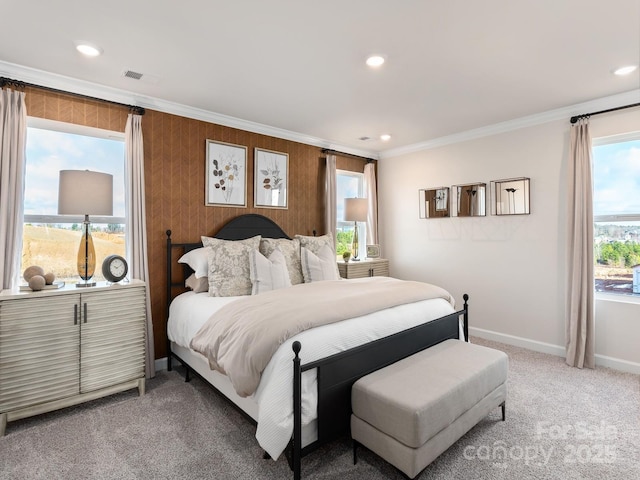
top-left (1, 338), bottom-right (639, 480)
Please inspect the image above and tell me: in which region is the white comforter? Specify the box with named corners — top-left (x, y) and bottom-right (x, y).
top-left (168, 279), bottom-right (459, 460)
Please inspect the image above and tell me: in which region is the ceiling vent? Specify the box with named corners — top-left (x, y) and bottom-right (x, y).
top-left (123, 70), bottom-right (144, 80)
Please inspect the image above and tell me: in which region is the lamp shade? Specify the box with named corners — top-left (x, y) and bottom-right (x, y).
top-left (344, 197), bottom-right (368, 222)
top-left (58, 170), bottom-right (113, 216)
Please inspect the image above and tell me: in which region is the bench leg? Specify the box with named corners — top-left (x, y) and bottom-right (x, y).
top-left (501, 401), bottom-right (506, 421)
top-left (353, 440), bottom-right (359, 465)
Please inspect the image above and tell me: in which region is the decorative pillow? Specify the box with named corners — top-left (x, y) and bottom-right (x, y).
top-left (249, 248), bottom-right (292, 295)
top-left (259, 238), bottom-right (303, 285)
top-left (301, 245), bottom-right (341, 283)
top-left (178, 247), bottom-right (209, 278)
top-left (185, 273), bottom-right (209, 293)
top-left (296, 233), bottom-right (340, 280)
top-left (202, 235), bottom-right (261, 297)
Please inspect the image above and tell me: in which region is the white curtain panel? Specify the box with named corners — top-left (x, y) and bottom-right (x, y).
top-left (364, 162), bottom-right (378, 245)
top-left (565, 118), bottom-right (595, 369)
top-left (125, 113), bottom-right (155, 378)
top-left (0, 89), bottom-right (27, 290)
top-left (325, 154), bottom-right (337, 240)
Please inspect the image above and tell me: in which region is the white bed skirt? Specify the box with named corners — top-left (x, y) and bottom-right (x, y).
top-left (169, 342), bottom-right (319, 450)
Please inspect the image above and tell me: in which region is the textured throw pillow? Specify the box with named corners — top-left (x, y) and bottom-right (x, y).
top-left (185, 273), bottom-right (209, 293)
top-left (296, 233), bottom-right (340, 280)
top-left (249, 248), bottom-right (292, 295)
top-left (178, 247), bottom-right (209, 278)
top-left (301, 245), bottom-right (341, 283)
top-left (259, 237), bottom-right (303, 285)
top-left (202, 235), bottom-right (261, 297)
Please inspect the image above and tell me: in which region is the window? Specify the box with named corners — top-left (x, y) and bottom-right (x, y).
top-left (21, 118), bottom-right (126, 283)
top-left (593, 132), bottom-right (640, 295)
top-left (336, 170), bottom-right (366, 257)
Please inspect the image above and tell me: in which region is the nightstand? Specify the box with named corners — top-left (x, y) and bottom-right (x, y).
top-left (338, 258), bottom-right (389, 279)
top-left (0, 280), bottom-right (146, 436)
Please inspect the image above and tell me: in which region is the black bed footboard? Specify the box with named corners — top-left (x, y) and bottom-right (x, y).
top-left (291, 294), bottom-right (469, 480)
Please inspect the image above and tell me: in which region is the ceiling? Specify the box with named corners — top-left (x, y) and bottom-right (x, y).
top-left (1, 0), bottom-right (639, 157)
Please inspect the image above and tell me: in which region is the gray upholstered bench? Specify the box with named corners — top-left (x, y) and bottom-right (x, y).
top-left (351, 339), bottom-right (508, 479)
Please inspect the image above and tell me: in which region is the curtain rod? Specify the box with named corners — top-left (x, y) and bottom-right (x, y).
top-left (321, 148), bottom-right (376, 162)
top-left (0, 76), bottom-right (145, 115)
top-left (570, 102), bottom-right (640, 124)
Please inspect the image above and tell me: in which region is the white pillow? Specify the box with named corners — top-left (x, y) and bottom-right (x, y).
top-left (259, 237), bottom-right (303, 285)
top-left (185, 273), bottom-right (209, 293)
top-left (178, 247), bottom-right (209, 279)
top-left (249, 248), bottom-right (292, 295)
top-left (301, 245), bottom-right (340, 283)
top-left (296, 233), bottom-right (340, 280)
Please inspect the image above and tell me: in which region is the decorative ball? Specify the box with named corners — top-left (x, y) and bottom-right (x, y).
top-left (342, 251), bottom-right (351, 263)
top-left (23, 265), bottom-right (45, 282)
top-left (44, 272), bottom-right (56, 285)
top-left (28, 275), bottom-right (46, 291)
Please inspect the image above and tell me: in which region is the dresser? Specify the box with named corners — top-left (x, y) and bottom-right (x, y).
top-left (338, 258), bottom-right (389, 279)
top-left (0, 281), bottom-right (146, 436)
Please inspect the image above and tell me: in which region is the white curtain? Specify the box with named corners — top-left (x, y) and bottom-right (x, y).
top-left (125, 114), bottom-right (155, 378)
top-left (364, 162), bottom-right (378, 245)
top-left (0, 89), bottom-right (27, 290)
top-left (565, 118), bottom-right (595, 369)
top-left (325, 154), bottom-right (337, 240)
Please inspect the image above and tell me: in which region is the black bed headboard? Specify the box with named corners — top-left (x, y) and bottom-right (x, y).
top-left (214, 213), bottom-right (290, 240)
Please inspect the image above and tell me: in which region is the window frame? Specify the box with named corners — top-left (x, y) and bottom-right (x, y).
top-left (592, 131), bottom-right (640, 299)
top-left (21, 118), bottom-right (127, 282)
top-left (23, 117), bottom-right (126, 226)
top-left (336, 169), bottom-right (365, 229)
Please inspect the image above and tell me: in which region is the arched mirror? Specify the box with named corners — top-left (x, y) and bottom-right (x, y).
top-left (454, 183), bottom-right (486, 217)
top-left (419, 187), bottom-right (449, 218)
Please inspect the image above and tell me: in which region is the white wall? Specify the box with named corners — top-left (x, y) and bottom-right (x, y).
top-left (378, 109), bottom-right (640, 372)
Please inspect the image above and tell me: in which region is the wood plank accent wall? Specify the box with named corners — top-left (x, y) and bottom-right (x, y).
top-left (21, 87), bottom-right (369, 360)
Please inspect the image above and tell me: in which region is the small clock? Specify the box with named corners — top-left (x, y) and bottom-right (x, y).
top-left (102, 255), bottom-right (128, 283)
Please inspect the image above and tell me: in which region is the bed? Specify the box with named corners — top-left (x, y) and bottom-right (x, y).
top-left (165, 214), bottom-right (469, 480)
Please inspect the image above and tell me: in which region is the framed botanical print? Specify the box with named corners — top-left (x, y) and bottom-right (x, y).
top-left (254, 148), bottom-right (288, 209)
top-left (205, 139), bottom-right (247, 207)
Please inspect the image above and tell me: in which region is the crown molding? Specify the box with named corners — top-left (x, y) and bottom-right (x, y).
top-left (379, 88), bottom-right (640, 160)
top-left (4, 60), bottom-right (637, 162)
top-left (0, 61), bottom-right (379, 160)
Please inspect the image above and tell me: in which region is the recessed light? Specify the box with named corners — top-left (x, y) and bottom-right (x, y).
top-left (75, 43), bottom-right (103, 57)
top-left (366, 55), bottom-right (385, 67)
top-left (613, 65), bottom-right (637, 76)
top-left (380, 134), bottom-right (391, 141)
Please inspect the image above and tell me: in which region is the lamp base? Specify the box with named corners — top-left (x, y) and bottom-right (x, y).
top-left (76, 217), bottom-right (97, 288)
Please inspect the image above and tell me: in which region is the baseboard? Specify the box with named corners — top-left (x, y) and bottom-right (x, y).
top-left (469, 327), bottom-right (640, 375)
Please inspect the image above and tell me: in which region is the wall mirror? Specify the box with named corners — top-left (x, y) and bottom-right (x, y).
top-left (418, 187), bottom-right (450, 218)
top-left (491, 177), bottom-right (530, 215)
top-left (454, 183), bottom-right (486, 217)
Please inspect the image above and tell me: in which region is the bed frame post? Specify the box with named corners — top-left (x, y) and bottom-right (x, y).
top-left (166, 229), bottom-right (173, 372)
top-left (292, 341), bottom-right (302, 480)
top-left (463, 293), bottom-right (469, 342)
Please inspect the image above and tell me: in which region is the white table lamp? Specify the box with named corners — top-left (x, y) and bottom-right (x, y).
top-left (58, 170), bottom-right (113, 287)
top-left (344, 197), bottom-right (368, 261)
